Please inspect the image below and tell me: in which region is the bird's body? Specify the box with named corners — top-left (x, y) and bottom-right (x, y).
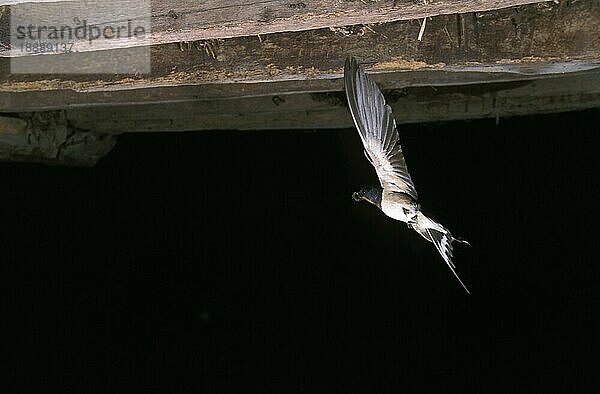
top-left (381, 191), bottom-right (418, 223)
top-left (345, 57), bottom-right (470, 293)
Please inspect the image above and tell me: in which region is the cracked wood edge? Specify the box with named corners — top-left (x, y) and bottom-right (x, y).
top-left (0, 111), bottom-right (117, 165)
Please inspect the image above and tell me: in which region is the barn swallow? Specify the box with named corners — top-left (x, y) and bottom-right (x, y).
top-left (345, 57), bottom-right (470, 293)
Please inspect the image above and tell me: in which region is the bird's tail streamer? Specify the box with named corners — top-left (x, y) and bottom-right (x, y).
top-left (415, 212), bottom-right (470, 294)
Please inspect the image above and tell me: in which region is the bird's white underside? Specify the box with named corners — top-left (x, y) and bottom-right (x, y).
top-left (381, 192), bottom-right (415, 223)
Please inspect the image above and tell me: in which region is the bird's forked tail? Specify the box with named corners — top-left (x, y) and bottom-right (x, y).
top-left (413, 211), bottom-right (470, 294)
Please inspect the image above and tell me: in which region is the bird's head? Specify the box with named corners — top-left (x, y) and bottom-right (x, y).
top-left (352, 186), bottom-right (382, 209)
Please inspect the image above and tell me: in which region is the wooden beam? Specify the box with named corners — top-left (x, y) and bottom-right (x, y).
top-left (3, 62), bottom-right (599, 112)
top-left (60, 71), bottom-right (600, 132)
top-left (1, 0), bottom-right (546, 56)
top-left (2, 70), bottom-right (598, 165)
top-left (1, 1), bottom-right (598, 113)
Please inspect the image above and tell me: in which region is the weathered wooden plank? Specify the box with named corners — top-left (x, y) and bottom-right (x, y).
top-left (61, 71), bottom-right (600, 132)
top-left (3, 62), bottom-right (599, 112)
top-left (0, 0), bottom-right (546, 56)
top-left (2, 70), bottom-right (598, 165)
top-left (1, 1), bottom-right (598, 113)
top-left (0, 111), bottom-right (116, 165)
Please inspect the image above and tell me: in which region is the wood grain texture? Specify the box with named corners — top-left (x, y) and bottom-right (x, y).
top-left (1, 0), bottom-right (598, 113)
top-left (0, 0), bottom-right (546, 56)
top-left (4, 64), bottom-right (597, 112)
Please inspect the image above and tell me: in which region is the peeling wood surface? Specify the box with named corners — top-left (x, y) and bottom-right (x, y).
top-left (0, 112), bottom-right (117, 165)
top-left (1, 1), bottom-right (598, 113)
top-left (0, 0), bottom-right (546, 56)
top-left (61, 71), bottom-right (600, 132)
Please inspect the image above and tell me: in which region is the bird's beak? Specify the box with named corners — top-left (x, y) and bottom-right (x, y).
top-left (352, 192), bottom-right (361, 202)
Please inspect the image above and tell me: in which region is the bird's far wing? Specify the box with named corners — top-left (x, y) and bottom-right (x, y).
top-left (425, 228), bottom-right (470, 294)
top-left (344, 57), bottom-right (418, 200)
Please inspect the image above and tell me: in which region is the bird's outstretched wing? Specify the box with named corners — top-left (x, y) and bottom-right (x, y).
top-left (344, 57), bottom-right (418, 200)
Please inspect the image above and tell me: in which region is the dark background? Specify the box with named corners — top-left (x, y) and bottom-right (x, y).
top-left (3, 109), bottom-right (599, 392)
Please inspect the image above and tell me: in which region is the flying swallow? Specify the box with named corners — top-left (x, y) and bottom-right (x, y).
top-left (345, 57), bottom-right (470, 293)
